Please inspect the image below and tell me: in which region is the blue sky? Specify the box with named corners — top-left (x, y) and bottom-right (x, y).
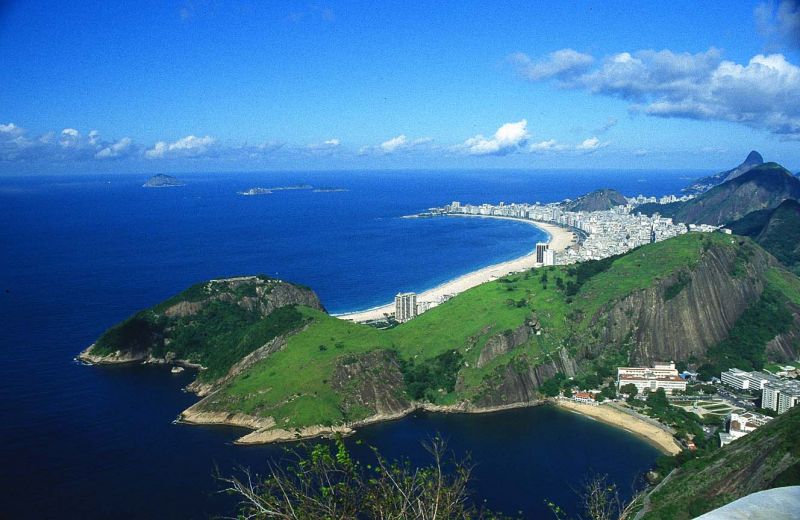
top-left (1, 1), bottom-right (799, 174)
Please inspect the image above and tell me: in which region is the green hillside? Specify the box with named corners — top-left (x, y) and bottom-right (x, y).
top-left (641, 406), bottom-right (800, 519)
top-left (87, 232), bottom-right (800, 443)
top-left (728, 199), bottom-right (800, 274)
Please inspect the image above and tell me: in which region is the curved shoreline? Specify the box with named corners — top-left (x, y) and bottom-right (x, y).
top-left (554, 400), bottom-right (682, 455)
top-left (335, 215), bottom-right (576, 322)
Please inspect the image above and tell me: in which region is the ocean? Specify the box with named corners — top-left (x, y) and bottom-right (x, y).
top-left (0, 169), bottom-right (701, 518)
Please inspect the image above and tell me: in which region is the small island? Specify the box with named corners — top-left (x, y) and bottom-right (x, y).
top-left (238, 187), bottom-right (272, 196)
top-left (143, 174), bottom-right (185, 188)
top-left (313, 187), bottom-right (348, 193)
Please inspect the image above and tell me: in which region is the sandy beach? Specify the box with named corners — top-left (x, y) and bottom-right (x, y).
top-left (335, 216), bottom-right (576, 322)
top-left (555, 400), bottom-right (682, 455)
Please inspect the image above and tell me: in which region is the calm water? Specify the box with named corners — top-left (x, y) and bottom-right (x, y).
top-left (0, 169), bottom-right (698, 518)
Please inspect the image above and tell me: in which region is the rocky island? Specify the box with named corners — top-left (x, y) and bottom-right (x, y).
top-left (142, 174), bottom-right (185, 188)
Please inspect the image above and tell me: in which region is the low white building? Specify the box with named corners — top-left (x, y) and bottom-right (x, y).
top-left (721, 368), bottom-right (777, 391)
top-left (719, 411), bottom-right (772, 446)
top-left (617, 362), bottom-right (687, 394)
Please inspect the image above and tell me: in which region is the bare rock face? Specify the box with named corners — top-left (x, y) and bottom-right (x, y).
top-left (331, 350), bottom-right (411, 419)
top-left (476, 317), bottom-right (540, 368)
top-left (473, 348), bottom-right (577, 408)
top-left (596, 244), bottom-right (771, 365)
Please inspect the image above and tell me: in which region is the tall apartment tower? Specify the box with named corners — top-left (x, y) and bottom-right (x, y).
top-left (395, 292), bottom-right (417, 323)
top-left (536, 242), bottom-right (549, 264)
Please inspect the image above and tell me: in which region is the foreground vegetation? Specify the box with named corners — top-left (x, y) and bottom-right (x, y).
top-left (641, 406), bottom-right (800, 519)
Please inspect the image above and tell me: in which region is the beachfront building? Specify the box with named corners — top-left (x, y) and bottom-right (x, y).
top-left (395, 292), bottom-right (417, 323)
top-left (721, 368), bottom-right (778, 391)
top-left (543, 249), bottom-right (556, 266)
top-left (719, 411), bottom-right (773, 446)
top-left (536, 242), bottom-right (549, 264)
top-left (762, 380), bottom-right (800, 414)
top-left (573, 392), bottom-right (597, 405)
top-left (617, 362), bottom-right (687, 395)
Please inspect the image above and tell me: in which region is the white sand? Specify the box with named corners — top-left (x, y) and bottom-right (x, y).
top-left (335, 216), bottom-right (576, 323)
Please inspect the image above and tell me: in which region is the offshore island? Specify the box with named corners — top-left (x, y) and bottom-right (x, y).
top-left (81, 154), bottom-right (800, 519)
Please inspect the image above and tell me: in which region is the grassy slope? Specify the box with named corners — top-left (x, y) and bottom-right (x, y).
top-left (208, 233), bottom-right (730, 429)
top-left (642, 406), bottom-right (800, 519)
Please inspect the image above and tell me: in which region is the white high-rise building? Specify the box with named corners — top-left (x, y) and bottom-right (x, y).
top-left (762, 380), bottom-right (800, 414)
top-left (536, 242), bottom-right (549, 264)
top-left (395, 292), bottom-right (417, 323)
top-left (543, 249), bottom-right (556, 266)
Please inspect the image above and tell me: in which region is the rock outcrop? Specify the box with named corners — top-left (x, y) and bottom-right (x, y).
top-left (596, 244), bottom-right (771, 364)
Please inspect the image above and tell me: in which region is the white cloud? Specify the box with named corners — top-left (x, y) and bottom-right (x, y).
top-left (509, 49), bottom-right (594, 80)
top-left (59, 128), bottom-right (81, 148)
top-left (756, 0), bottom-right (800, 50)
top-left (528, 139), bottom-right (570, 153)
top-left (0, 123), bottom-right (23, 136)
top-left (88, 130), bottom-right (101, 145)
top-left (145, 135), bottom-right (216, 159)
top-left (463, 120), bottom-right (529, 156)
top-left (95, 137), bottom-right (133, 159)
top-left (576, 137), bottom-right (609, 152)
top-left (323, 138), bottom-right (340, 146)
top-left (380, 135), bottom-right (408, 153)
top-left (358, 135), bottom-right (432, 155)
top-left (634, 149), bottom-right (648, 157)
top-left (516, 47), bottom-right (800, 139)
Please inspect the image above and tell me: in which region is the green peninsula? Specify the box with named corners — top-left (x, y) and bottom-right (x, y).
top-left (81, 233), bottom-right (800, 445)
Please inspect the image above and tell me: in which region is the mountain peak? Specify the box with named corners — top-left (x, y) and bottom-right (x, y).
top-left (743, 150), bottom-right (764, 166)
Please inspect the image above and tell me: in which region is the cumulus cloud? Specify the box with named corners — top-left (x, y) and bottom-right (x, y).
top-left (145, 135), bottom-right (216, 159)
top-left (380, 135), bottom-right (408, 153)
top-left (0, 124), bottom-right (139, 162)
top-left (358, 135), bottom-right (432, 155)
top-left (95, 137), bottom-right (134, 159)
top-left (509, 49), bottom-right (594, 80)
top-left (463, 120), bottom-right (529, 156)
top-left (515, 47), bottom-right (800, 139)
top-left (756, 0), bottom-right (800, 50)
top-left (576, 137), bottom-right (608, 152)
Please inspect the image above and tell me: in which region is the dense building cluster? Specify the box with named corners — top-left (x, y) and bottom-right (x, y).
top-left (721, 367), bottom-right (800, 414)
top-left (434, 197), bottom-right (718, 264)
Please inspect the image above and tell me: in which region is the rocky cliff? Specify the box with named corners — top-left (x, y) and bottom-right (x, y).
top-left (596, 243), bottom-right (771, 364)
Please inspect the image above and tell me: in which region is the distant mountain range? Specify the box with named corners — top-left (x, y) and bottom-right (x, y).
top-left (562, 188), bottom-right (627, 212)
top-left (639, 162), bottom-right (800, 226)
top-left (683, 151), bottom-right (764, 194)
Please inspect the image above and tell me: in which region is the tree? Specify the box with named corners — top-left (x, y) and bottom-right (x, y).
top-left (619, 384), bottom-right (637, 398)
top-left (220, 436), bottom-right (501, 519)
top-left (646, 388), bottom-right (669, 413)
top-left (563, 386), bottom-right (574, 399)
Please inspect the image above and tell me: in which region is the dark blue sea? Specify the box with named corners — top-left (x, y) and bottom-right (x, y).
top-left (0, 169), bottom-right (701, 518)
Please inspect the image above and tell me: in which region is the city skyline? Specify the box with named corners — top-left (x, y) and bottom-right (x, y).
top-left (1, 1), bottom-right (800, 174)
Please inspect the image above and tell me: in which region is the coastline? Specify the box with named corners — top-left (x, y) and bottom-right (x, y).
top-left (554, 400), bottom-right (682, 455)
top-left (335, 215), bottom-right (576, 322)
